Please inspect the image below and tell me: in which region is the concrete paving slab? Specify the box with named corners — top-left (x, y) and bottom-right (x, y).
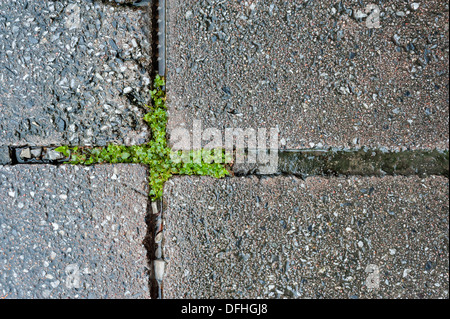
top-left (0, 147), bottom-right (11, 165)
top-left (163, 175), bottom-right (449, 298)
top-left (0, 0), bottom-right (152, 146)
top-left (166, 0), bottom-right (449, 150)
top-left (0, 164), bottom-right (150, 299)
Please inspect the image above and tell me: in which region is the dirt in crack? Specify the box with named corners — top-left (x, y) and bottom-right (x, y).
top-left (276, 149), bottom-right (449, 178)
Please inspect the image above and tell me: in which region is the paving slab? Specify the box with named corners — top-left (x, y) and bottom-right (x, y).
top-left (232, 148), bottom-right (450, 177)
top-left (163, 175), bottom-right (449, 298)
top-left (0, 164), bottom-right (150, 299)
top-left (0, 0), bottom-right (152, 146)
top-left (166, 0), bottom-right (449, 150)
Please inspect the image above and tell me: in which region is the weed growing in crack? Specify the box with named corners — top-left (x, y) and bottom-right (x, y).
top-left (55, 75), bottom-right (229, 200)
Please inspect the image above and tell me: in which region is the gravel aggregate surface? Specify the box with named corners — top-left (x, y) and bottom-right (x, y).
top-left (163, 175), bottom-right (449, 298)
top-left (0, 164), bottom-right (150, 299)
top-left (0, 0), bottom-right (153, 146)
top-left (166, 0), bottom-right (449, 150)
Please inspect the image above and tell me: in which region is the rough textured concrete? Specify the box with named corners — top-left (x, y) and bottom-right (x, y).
top-left (166, 0), bottom-right (449, 150)
top-left (163, 175), bottom-right (449, 299)
top-left (0, 0), bottom-right (152, 146)
top-left (0, 164), bottom-right (150, 299)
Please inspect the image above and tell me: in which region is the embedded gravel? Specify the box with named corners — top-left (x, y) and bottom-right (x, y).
top-left (166, 0), bottom-right (449, 150)
top-left (0, 0), bottom-right (153, 146)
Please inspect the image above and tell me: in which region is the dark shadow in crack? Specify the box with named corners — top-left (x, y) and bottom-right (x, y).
top-left (143, 198), bottom-right (163, 299)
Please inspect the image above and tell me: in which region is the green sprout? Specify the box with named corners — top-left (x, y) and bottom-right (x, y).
top-left (56, 75), bottom-right (229, 200)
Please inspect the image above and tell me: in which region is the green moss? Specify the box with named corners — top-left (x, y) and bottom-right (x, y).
top-left (278, 148), bottom-right (449, 178)
top-left (55, 75), bottom-right (229, 201)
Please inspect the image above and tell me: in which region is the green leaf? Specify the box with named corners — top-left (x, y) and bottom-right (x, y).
top-left (54, 146), bottom-right (69, 157)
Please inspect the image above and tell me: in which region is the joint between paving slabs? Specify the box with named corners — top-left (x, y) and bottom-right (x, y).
top-left (0, 0), bottom-right (166, 299)
top-left (144, 199), bottom-right (165, 299)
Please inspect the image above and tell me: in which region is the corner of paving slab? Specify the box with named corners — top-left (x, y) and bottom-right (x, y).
top-left (161, 174), bottom-right (449, 299)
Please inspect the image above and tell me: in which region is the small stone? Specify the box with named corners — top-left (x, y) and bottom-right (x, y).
top-left (154, 259), bottom-right (165, 282)
top-left (152, 201), bottom-right (159, 215)
top-left (392, 34), bottom-right (401, 46)
top-left (55, 117), bottom-right (66, 132)
top-left (185, 10), bottom-right (193, 20)
top-left (20, 148), bottom-right (32, 159)
top-left (389, 248), bottom-right (397, 255)
top-left (155, 245), bottom-right (162, 259)
top-left (155, 231), bottom-right (163, 243)
top-left (411, 3), bottom-right (420, 10)
top-left (354, 10), bottom-right (367, 19)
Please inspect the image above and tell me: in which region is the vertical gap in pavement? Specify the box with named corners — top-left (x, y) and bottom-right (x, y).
top-left (145, 0), bottom-right (166, 299)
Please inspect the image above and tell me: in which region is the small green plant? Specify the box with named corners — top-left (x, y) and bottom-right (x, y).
top-left (56, 75), bottom-right (229, 200)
